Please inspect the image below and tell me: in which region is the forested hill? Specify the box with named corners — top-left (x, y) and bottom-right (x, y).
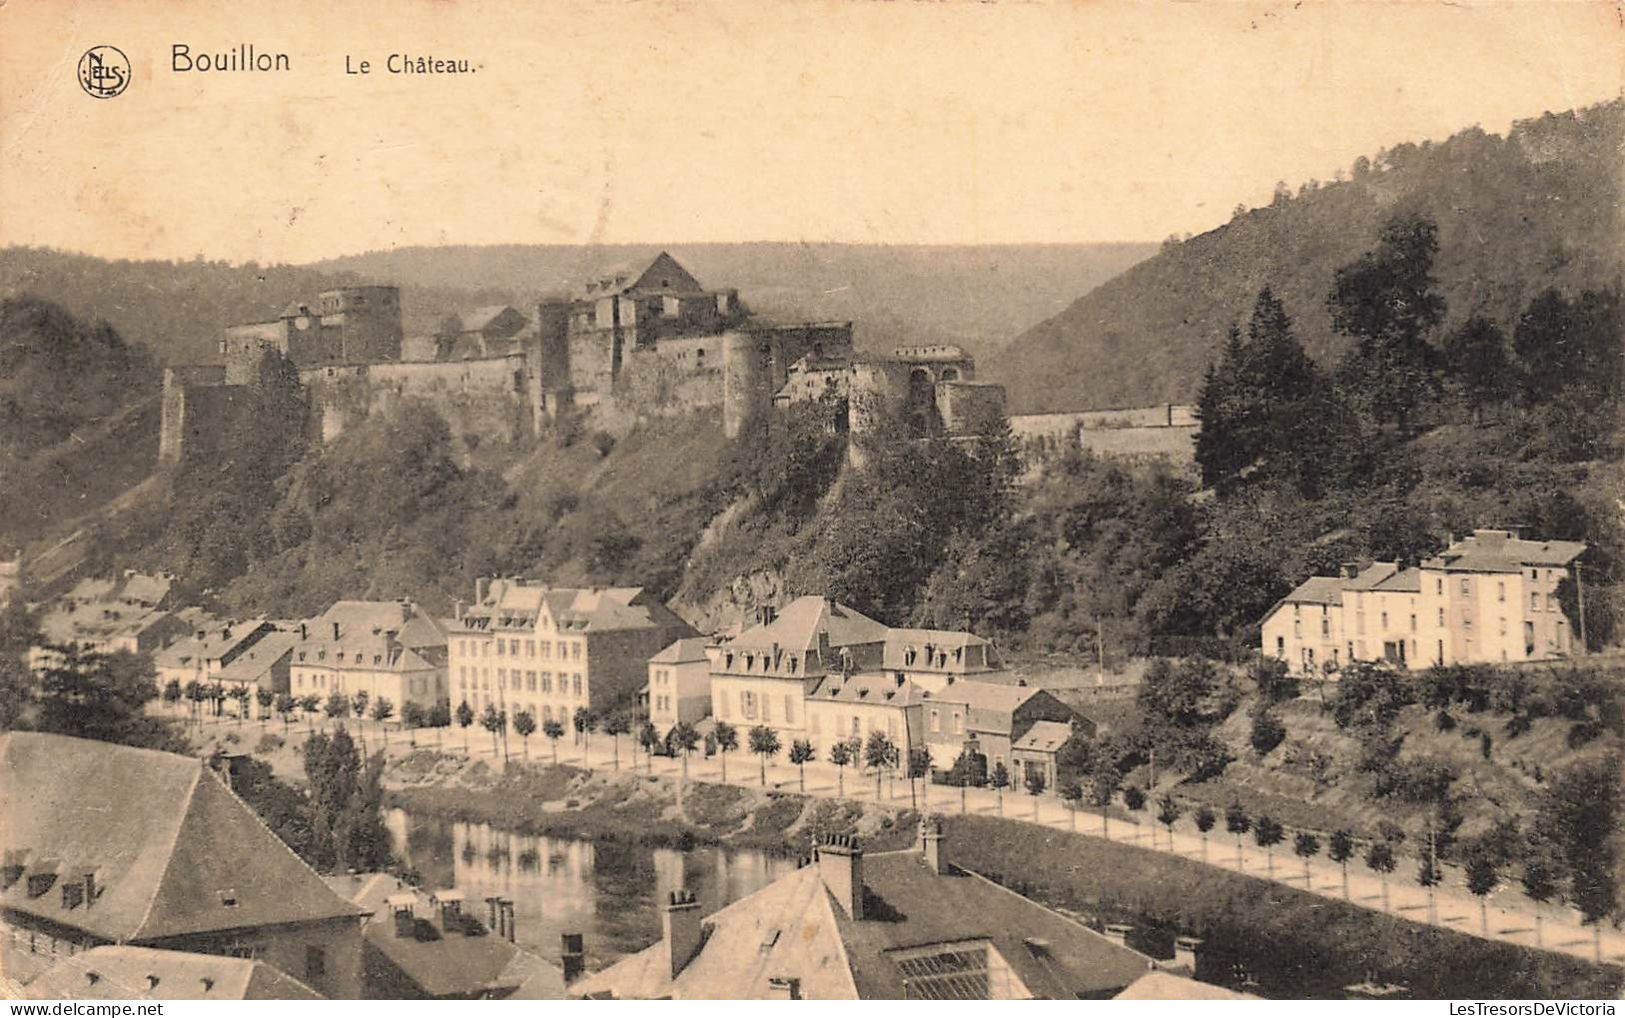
top-left (309, 242), bottom-right (1155, 363)
top-left (993, 100), bottom-right (1625, 414)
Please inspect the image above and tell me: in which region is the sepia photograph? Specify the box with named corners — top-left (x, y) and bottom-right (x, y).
top-left (1, 0), bottom-right (1622, 1004)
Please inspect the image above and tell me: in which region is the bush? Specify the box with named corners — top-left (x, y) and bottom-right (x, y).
top-left (255, 733), bottom-right (286, 755)
top-left (1249, 708), bottom-right (1287, 755)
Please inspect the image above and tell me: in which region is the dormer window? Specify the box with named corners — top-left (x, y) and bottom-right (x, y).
top-left (219, 889), bottom-right (240, 908)
top-left (61, 882), bottom-right (84, 909)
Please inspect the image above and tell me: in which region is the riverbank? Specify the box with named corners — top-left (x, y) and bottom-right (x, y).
top-left (382, 748), bottom-right (921, 855)
top-left (943, 813), bottom-right (1621, 999)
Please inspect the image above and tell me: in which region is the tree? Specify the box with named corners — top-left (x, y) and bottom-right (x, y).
top-left (1464, 846), bottom-right (1500, 935)
top-left (1253, 815), bottom-right (1286, 878)
top-left (713, 720), bottom-right (738, 783)
top-left (1194, 805), bottom-right (1217, 861)
top-left (1416, 834), bottom-right (1443, 924)
top-left (1156, 795), bottom-right (1183, 852)
top-left (480, 703), bottom-right (507, 759)
top-left (300, 727), bottom-right (392, 874)
top-left (512, 707), bottom-right (536, 757)
top-left (300, 694), bottom-right (321, 733)
top-left (455, 700), bottom-right (474, 751)
top-left (602, 712), bottom-right (630, 771)
top-left (829, 739), bottom-right (852, 798)
top-left (274, 692), bottom-right (296, 731)
top-left (162, 678), bottom-right (183, 715)
top-left (350, 690), bottom-right (370, 732)
top-left (789, 739), bottom-right (816, 792)
top-left (670, 721), bottom-right (700, 807)
top-left (1329, 212), bottom-right (1446, 434)
top-left (638, 720), bottom-right (659, 773)
top-left (1520, 842), bottom-right (1560, 948)
top-left (1225, 803), bottom-right (1251, 867)
top-left (370, 696), bottom-right (393, 744)
top-left (1328, 830), bottom-right (1355, 899)
top-left (1538, 754), bottom-right (1620, 962)
top-left (1442, 315), bottom-right (1515, 419)
top-left (908, 746), bottom-right (932, 812)
top-left (1060, 781), bottom-right (1083, 830)
top-left (1024, 768), bottom-right (1047, 820)
top-left (865, 730), bottom-right (897, 802)
top-left (1249, 708), bottom-right (1286, 756)
top-left (988, 761), bottom-right (1011, 817)
top-left (1293, 832), bottom-right (1321, 886)
top-left (1090, 765), bottom-right (1120, 839)
top-left (31, 645), bottom-right (180, 751)
top-left (401, 701), bottom-right (424, 745)
top-left (748, 725), bottom-right (782, 787)
top-left (542, 717), bottom-right (565, 764)
top-left (325, 691), bottom-right (350, 728)
top-left (572, 707), bottom-right (597, 761)
top-left (1365, 841), bottom-right (1397, 911)
top-left (185, 680), bottom-right (205, 725)
top-left (255, 686), bottom-right (274, 722)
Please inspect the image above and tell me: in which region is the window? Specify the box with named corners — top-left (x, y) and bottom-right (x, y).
top-left (1410, 614), bottom-right (1417, 633)
top-left (1531, 593), bottom-right (1539, 612)
top-left (1498, 618), bottom-right (1507, 636)
top-left (1321, 617), bottom-right (1330, 637)
top-left (1460, 579), bottom-right (1470, 596)
top-left (1276, 636), bottom-right (1285, 656)
top-left (1497, 582), bottom-right (1505, 603)
top-left (929, 709), bottom-right (941, 733)
top-left (557, 641), bottom-right (567, 658)
top-left (952, 713), bottom-right (964, 735)
top-left (527, 671), bottom-right (537, 692)
top-left (305, 946), bottom-right (326, 982)
top-left (498, 668), bottom-right (507, 689)
top-left (510, 640), bottom-right (521, 656)
top-left (717, 693), bottom-right (729, 719)
top-left (762, 696), bottom-right (771, 722)
top-left (525, 640), bottom-right (536, 657)
top-left (783, 695), bottom-right (795, 724)
top-left (742, 691), bottom-right (758, 720)
top-left (1437, 609), bottom-right (1445, 626)
top-left (573, 642), bottom-right (582, 661)
top-left (572, 675), bottom-right (582, 696)
top-left (1380, 611), bottom-right (1388, 630)
top-left (1546, 593), bottom-right (1557, 612)
top-left (496, 641), bottom-right (505, 656)
top-left (1436, 579), bottom-right (1444, 595)
top-left (810, 712), bottom-right (821, 734)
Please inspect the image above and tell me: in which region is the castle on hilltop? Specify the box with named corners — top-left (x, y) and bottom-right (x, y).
top-left (158, 252), bottom-right (1008, 465)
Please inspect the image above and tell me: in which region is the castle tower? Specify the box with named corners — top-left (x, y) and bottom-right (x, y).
top-left (721, 331), bottom-right (773, 439)
top-left (529, 298), bottom-right (574, 428)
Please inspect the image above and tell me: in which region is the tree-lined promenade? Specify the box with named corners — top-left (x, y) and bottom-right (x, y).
top-left (174, 699), bottom-right (1625, 971)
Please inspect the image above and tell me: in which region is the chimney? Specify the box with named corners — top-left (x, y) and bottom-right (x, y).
top-left (1172, 935), bottom-right (1201, 975)
top-left (661, 889), bottom-right (704, 980)
top-left (392, 904), bottom-right (414, 938)
top-left (1340, 562), bottom-right (1360, 580)
top-left (766, 977), bottom-right (802, 1000)
top-left (454, 598), bottom-right (465, 622)
top-left (200, 977), bottom-right (215, 993)
top-left (475, 577), bottom-right (489, 604)
top-left (84, 870), bottom-right (96, 907)
top-left (299, 622), bottom-right (308, 641)
top-left (145, 975), bottom-right (160, 991)
top-left (500, 898), bottom-right (515, 942)
top-left (818, 835), bottom-right (864, 920)
top-left (196, 629), bottom-right (207, 641)
top-left (330, 621), bottom-right (340, 641)
top-left (921, 818), bottom-right (949, 875)
top-left (1102, 923), bottom-right (1133, 947)
top-left (561, 932), bottom-right (586, 984)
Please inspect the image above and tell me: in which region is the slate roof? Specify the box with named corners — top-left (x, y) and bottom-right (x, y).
top-left (458, 581), bottom-right (694, 639)
top-left (0, 732), bottom-right (366, 943)
top-left (807, 674), bottom-right (928, 707)
top-left (152, 620), bottom-right (272, 671)
top-left (458, 305), bottom-right (525, 334)
top-left (1277, 576), bottom-right (1345, 607)
top-left (1425, 530), bottom-right (1586, 573)
top-left (215, 631), bottom-right (298, 684)
top-left (727, 597), bottom-right (889, 655)
top-left (572, 848), bottom-right (1154, 999)
top-left (880, 628), bottom-right (998, 673)
top-left (1114, 971), bottom-right (1257, 1000)
top-left (916, 681), bottom-right (1055, 738)
top-left (23, 946), bottom-right (321, 1001)
top-left (325, 873), bottom-right (560, 999)
top-left (651, 637), bottom-right (711, 665)
top-left (1012, 720), bottom-right (1074, 755)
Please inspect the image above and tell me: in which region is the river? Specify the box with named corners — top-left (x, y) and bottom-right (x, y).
top-left (385, 808), bottom-right (798, 975)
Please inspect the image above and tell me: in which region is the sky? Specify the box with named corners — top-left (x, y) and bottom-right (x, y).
top-left (1, 0), bottom-right (1620, 265)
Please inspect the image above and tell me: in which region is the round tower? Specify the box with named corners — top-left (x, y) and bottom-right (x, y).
top-left (721, 331), bottom-right (773, 438)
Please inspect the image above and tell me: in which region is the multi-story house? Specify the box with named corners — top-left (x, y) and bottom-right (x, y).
top-left (152, 619), bottom-right (277, 694)
top-left (707, 597), bottom-right (891, 745)
top-left (801, 673), bottom-right (928, 768)
top-left (28, 573), bottom-right (187, 674)
top-left (1261, 529), bottom-right (1588, 675)
top-left (571, 825), bottom-right (1158, 999)
top-left (289, 602), bottom-right (445, 713)
top-left (917, 680), bottom-right (1084, 788)
top-left (0, 732), bottom-right (367, 998)
top-left (645, 638), bottom-right (713, 736)
top-left (447, 578), bottom-right (695, 731)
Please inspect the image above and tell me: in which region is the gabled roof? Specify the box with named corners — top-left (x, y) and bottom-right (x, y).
top-left (572, 848), bottom-right (1153, 1000)
top-left (0, 733), bottom-right (366, 943)
top-left (1012, 720), bottom-right (1074, 754)
top-left (458, 305), bottom-right (525, 334)
top-left (23, 946), bottom-right (321, 1001)
top-left (651, 637), bottom-right (711, 665)
top-left (324, 873), bottom-right (559, 999)
top-left (807, 674), bottom-right (926, 707)
top-left (459, 582), bottom-right (694, 638)
top-left (1114, 971), bottom-right (1257, 1000)
top-left (152, 620), bottom-right (271, 671)
top-left (880, 628), bottom-right (997, 673)
top-left (920, 680), bottom-right (1052, 737)
top-left (727, 597), bottom-right (889, 655)
top-left (1277, 576), bottom-right (1344, 607)
top-left (582, 252), bottom-right (705, 298)
top-left (215, 631), bottom-right (299, 684)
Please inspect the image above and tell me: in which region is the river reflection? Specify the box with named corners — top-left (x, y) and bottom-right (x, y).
top-left (385, 809), bottom-right (797, 974)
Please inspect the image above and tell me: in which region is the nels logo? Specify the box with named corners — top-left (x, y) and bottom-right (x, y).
top-left (78, 46), bottom-right (131, 99)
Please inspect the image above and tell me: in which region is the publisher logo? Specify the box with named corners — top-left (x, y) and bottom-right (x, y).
top-left (78, 46), bottom-right (130, 99)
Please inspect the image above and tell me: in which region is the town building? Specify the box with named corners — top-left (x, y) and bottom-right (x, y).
top-left (1260, 529), bottom-right (1588, 675)
top-left (220, 285), bottom-right (403, 385)
top-left (213, 630), bottom-right (300, 707)
top-left (27, 573), bottom-right (186, 674)
top-left (152, 619), bottom-right (277, 694)
top-left (448, 578), bottom-right (696, 730)
top-left (707, 598), bottom-right (892, 744)
top-left (916, 680), bottom-right (1086, 789)
top-left (570, 823), bottom-right (1157, 999)
top-left (801, 672), bottom-right (928, 768)
top-left (0, 732), bottom-right (367, 998)
top-left (323, 873), bottom-right (563, 999)
top-left (446, 305), bottom-right (530, 360)
top-left (645, 637), bottom-right (713, 736)
top-left (289, 602), bottom-right (445, 713)
top-left (21, 945), bottom-right (321, 1000)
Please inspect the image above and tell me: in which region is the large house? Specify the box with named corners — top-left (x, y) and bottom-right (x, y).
top-left (0, 732), bottom-right (367, 998)
top-left (27, 573), bottom-right (186, 674)
top-left (1261, 529), bottom-right (1588, 676)
top-left (21, 945), bottom-right (322, 1001)
top-left (289, 602), bottom-right (446, 713)
top-left (571, 822), bottom-right (1159, 999)
top-left (447, 578), bottom-right (696, 729)
top-left (152, 619), bottom-right (277, 694)
top-left (645, 637), bottom-right (713, 736)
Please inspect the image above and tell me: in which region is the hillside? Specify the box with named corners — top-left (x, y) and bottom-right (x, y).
top-left (994, 100), bottom-right (1625, 413)
top-left (310, 242), bottom-right (1155, 363)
